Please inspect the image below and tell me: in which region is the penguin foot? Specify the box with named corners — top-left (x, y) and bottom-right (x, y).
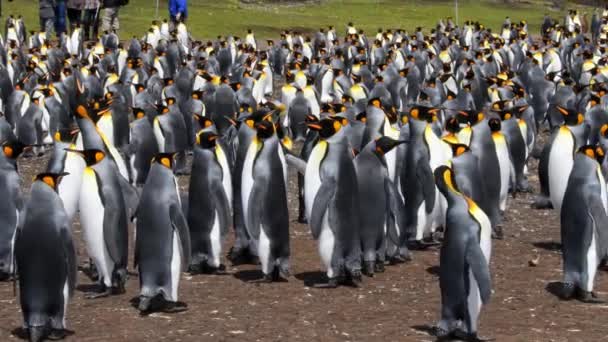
top-left (313, 277), bottom-right (339, 288)
top-left (0, 271), bottom-right (10, 281)
top-left (429, 325), bottom-right (450, 338)
top-left (531, 197), bottom-right (553, 210)
top-left (297, 215), bottom-right (308, 224)
top-left (374, 261), bottom-right (385, 273)
top-left (452, 330), bottom-right (493, 342)
top-left (163, 301), bottom-right (189, 313)
top-left (491, 227), bottom-right (504, 240)
top-left (362, 261), bottom-right (375, 277)
top-left (47, 328), bottom-right (71, 340)
top-left (577, 290), bottom-right (605, 304)
top-left (138, 296), bottom-right (153, 312)
top-left (227, 247), bottom-right (258, 265)
top-left (388, 255), bottom-right (407, 265)
top-left (347, 270), bottom-right (363, 287)
top-left (559, 282), bottom-right (576, 300)
top-left (85, 286), bottom-right (112, 299)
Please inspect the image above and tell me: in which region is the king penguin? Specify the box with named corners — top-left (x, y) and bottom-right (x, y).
top-left (188, 131), bottom-right (233, 274)
top-left (15, 172), bottom-right (77, 342)
top-left (135, 153), bottom-right (191, 313)
top-left (0, 140), bottom-right (25, 280)
top-left (433, 165), bottom-right (492, 341)
top-left (559, 145), bottom-right (608, 303)
top-left (355, 136), bottom-right (408, 276)
top-left (241, 120), bottom-right (291, 281)
top-left (74, 148), bottom-right (129, 297)
top-left (305, 118), bottom-right (362, 287)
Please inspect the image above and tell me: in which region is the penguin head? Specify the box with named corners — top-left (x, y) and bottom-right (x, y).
top-left (579, 145), bottom-right (606, 164)
top-left (254, 120), bottom-right (276, 140)
top-left (433, 165), bottom-right (460, 195)
top-left (153, 152), bottom-right (176, 169)
top-left (133, 108), bottom-right (146, 120)
top-left (457, 110), bottom-right (484, 126)
top-left (2, 140), bottom-right (27, 159)
top-left (195, 131), bottom-right (218, 149)
top-left (556, 106), bottom-right (584, 126)
top-left (193, 114), bottom-right (214, 129)
top-left (368, 97), bottom-right (382, 109)
top-left (165, 97), bottom-right (177, 106)
top-left (307, 118), bottom-right (342, 139)
top-left (66, 149), bottom-right (106, 166)
top-left (444, 116), bottom-right (461, 134)
top-left (448, 142), bottom-right (470, 157)
top-left (409, 106), bottom-right (438, 123)
top-left (54, 128), bottom-right (79, 144)
top-left (488, 118), bottom-right (502, 132)
top-left (373, 136), bottom-right (406, 156)
top-left (34, 172), bottom-right (69, 192)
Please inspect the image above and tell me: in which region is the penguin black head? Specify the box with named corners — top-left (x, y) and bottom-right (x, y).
top-left (449, 142), bottom-right (470, 157)
top-left (556, 106), bottom-right (584, 126)
top-left (34, 172), bottom-right (69, 192)
top-left (157, 105), bottom-right (171, 116)
top-left (433, 165), bottom-right (460, 194)
top-left (193, 114), bottom-right (214, 129)
top-left (444, 116), bottom-right (461, 134)
top-left (133, 107), bottom-right (146, 120)
top-left (579, 145), bottom-right (606, 164)
top-left (409, 106), bottom-right (438, 123)
top-left (374, 136), bottom-right (406, 156)
top-left (255, 120), bottom-right (275, 140)
top-left (54, 128), bottom-right (79, 143)
top-left (165, 97), bottom-right (177, 106)
top-left (457, 110), bottom-right (484, 126)
top-left (2, 140), bottom-right (27, 160)
top-left (488, 118), bottom-right (501, 132)
top-left (307, 118), bottom-right (342, 139)
top-left (368, 97), bottom-right (382, 109)
top-left (195, 131), bottom-right (218, 149)
top-left (66, 149), bottom-right (106, 166)
top-left (153, 152), bottom-right (176, 169)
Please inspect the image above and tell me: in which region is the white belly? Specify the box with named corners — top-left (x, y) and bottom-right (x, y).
top-left (304, 143), bottom-right (326, 220)
top-left (549, 131), bottom-right (575, 213)
top-left (585, 231), bottom-right (598, 292)
top-left (258, 225), bottom-right (271, 275)
top-left (216, 145), bottom-right (233, 206)
top-left (79, 170), bottom-right (113, 287)
top-left (62, 279), bottom-right (69, 327)
top-left (466, 269), bottom-right (482, 334)
top-left (493, 137), bottom-right (511, 211)
top-left (210, 215), bottom-right (221, 268)
top-left (153, 119), bottom-right (165, 152)
top-left (241, 143), bottom-right (257, 235)
top-left (318, 215), bottom-right (335, 277)
top-left (97, 115), bottom-right (115, 146)
top-left (58, 153), bottom-right (85, 222)
top-left (170, 230), bottom-right (181, 301)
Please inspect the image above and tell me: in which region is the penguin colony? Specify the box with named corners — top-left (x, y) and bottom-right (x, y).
top-left (1, 8), bottom-right (608, 341)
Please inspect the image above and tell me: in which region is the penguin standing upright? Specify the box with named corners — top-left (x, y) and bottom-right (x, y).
top-left (433, 165), bottom-right (492, 341)
top-left (188, 131), bottom-right (233, 274)
top-left (560, 145), bottom-right (608, 303)
top-left (355, 137), bottom-right (407, 276)
top-left (488, 118), bottom-right (512, 215)
top-left (0, 141), bottom-right (25, 280)
top-left (305, 118), bottom-right (362, 287)
top-left (74, 149), bottom-right (129, 297)
top-left (16, 172), bottom-right (77, 342)
top-left (135, 153), bottom-right (191, 313)
top-left (241, 121), bottom-right (290, 281)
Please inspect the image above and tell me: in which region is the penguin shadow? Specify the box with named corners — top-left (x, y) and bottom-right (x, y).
top-left (545, 281), bottom-right (568, 299)
top-left (294, 271), bottom-right (327, 287)
top-left (232, 269), bottom-right (288, 283)
top-left (426, 266), bottom-right (440, 277)
top-left (410, 325), bottom-right (446, 341)
top-left (128, 296), bottom-right (188, 317)
top-left (532, 241), bottom-right (562, 251)
top-left (76, 283), bottom-right (102, 293)
top-left (11, 327), bottom-right (75, 341)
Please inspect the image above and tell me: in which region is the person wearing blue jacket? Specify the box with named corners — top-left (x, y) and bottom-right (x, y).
top-left (169, 0), bottom-right (187, 24)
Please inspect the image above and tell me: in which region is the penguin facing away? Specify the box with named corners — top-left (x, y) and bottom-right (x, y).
top-left (188, 131), bottom-right (233, 274)
top-left (135, 153), bottom-right (191, 314)
top-left (433, 165), bottom-right (492, 341)
top-left (16, 172), bottom-right (77, 342)
top-left (560, 145), bottom-right (608, 303)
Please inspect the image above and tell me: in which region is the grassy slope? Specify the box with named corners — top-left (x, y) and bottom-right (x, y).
top-left (1, 0), bottom-right (587, 41)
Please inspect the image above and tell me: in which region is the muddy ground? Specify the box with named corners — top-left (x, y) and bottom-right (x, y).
top-left (1, 135), bottom-right (608, 341)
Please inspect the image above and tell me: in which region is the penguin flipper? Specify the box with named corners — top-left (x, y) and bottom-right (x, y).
top-left (416, 159), bottom-right (436, 213)
top-left (588, 199), bottom-right (608, 259)
top-left (285, 153), bottom-right (307, 175)
top-left (170, 203), bottom-right (192, 271)
top-left (118, 175), bottom-right (139, 217)
top-left (385, 178), bottom-right (406, 244)
top-left (245, 182), bottom-right (264, 240)
top-left (61, 226), bottom-right (78, 298)
top-left (103, 209), bottom-right (128, 268)
top-left (310, 179), bottom-right (336, 240)
top-left (213, 184), bottom-right (233, 236)
top-left (466, 242), bottom-right (492, 304)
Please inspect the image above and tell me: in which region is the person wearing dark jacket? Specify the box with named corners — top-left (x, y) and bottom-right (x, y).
top-left (40, 0), bottom-right (56, 35)
top-left (169, 0), bottom-right (187, 25)
top-left (67, 0), bottom-right (84, 32)
top-left (54, 0), bottom-right (67, 36)
top-left (101, 0), bottom-right (127, 33)
top-left (82, 0), bottom-right (100, 41)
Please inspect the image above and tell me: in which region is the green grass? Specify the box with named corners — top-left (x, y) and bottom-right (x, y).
top-left (2, 0), bottom-right (593, 41)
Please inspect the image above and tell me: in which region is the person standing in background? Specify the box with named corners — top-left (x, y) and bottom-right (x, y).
top-left (39, 0), bottom-right (56, 35)
top-left (169, 0), bottom-right (187, 27)
top-left (54, 0), bottom-right (67, 36)
top-left (67, 0), bottom-right (84, 32)
top-left (82, 0), bottom-right (100, 41)
top-left (100, 0), bottom-right (127, 33)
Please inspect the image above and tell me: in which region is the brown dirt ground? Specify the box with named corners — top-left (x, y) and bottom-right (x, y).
top-left (1, 133), bottom-right (608, 342)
